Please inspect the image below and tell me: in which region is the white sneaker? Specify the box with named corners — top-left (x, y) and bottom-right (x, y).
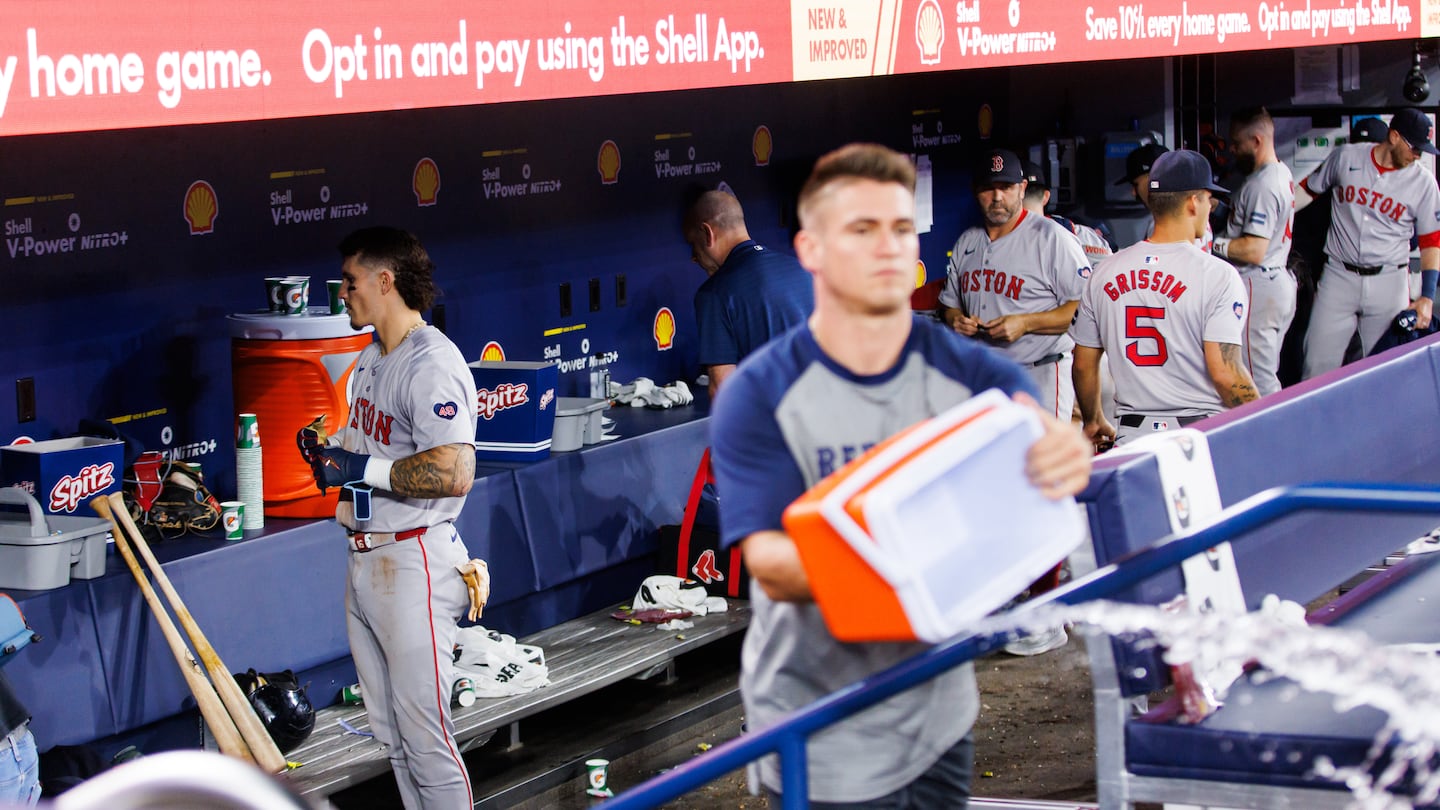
top-left (1003, 625), bottom-right (1068, 656)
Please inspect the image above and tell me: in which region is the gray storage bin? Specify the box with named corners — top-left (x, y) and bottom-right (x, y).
top-left (553, 397), bottom-right (609, 452)
top-left (0, 486), bottom-right (110, 590)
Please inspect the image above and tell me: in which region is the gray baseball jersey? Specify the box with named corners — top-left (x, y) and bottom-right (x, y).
top-left (1071, 241), bottom-right (1247, 417)
top-left (1055, 218), bottom-right (1114, 259)
top-left (1302, 143), bottom-right (1440, 266)
top-left (938, 210), bottom-right (1092, 364)
top-left (332, 325), bottom-right (479, 809)
top-left (1222, 161), bottom-right (1295, 272)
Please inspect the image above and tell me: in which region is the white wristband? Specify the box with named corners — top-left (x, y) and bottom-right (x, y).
top-left (363, 457), bottom-right (394, 490)
top-left (1212, 237), bottom-right (1231, 260)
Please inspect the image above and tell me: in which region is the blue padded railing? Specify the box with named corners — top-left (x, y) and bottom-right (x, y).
top-left (603, 482), bottom-right (1440, 810)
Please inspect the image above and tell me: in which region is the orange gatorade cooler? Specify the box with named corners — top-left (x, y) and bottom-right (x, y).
top-left (229, 309), bottom-right (373, 518)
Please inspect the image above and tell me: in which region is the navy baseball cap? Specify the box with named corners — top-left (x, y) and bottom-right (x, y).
top-left (1351, 116), bottom-right (1390, 144)
top-left (1115, 143), bottom-right (1169, 185)
top-left (1389, 108), bottom-right (1440, 155)
top-left (1147, 149), bottom-right (1229, 195)
top-left (974, 149), bottom-right (1024, 187)
top-left (1020, 160), bottom-right (1048, 188)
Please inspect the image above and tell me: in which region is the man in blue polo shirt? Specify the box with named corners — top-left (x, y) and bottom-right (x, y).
top-left (684, 189), bottom-right (813, 396)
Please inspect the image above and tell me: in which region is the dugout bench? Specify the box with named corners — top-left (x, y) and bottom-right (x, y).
top-left (282, 600), bottom-right (751, 800)
top-left (1079, 330), bottom-right (1440, 808)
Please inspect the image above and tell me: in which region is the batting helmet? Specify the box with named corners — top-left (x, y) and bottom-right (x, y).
top-left (234, 669), bottom-right (316, 754)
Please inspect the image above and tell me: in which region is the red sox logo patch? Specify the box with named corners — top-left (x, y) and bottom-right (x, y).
top-left (691, 549), bottom-right (725, 584)
top-left (992, 154), bottom-right (1004, 173)
top-left (1233, 302), bottom-right (1245, 320)
top-left (433, 401), bottom-right (459, 420)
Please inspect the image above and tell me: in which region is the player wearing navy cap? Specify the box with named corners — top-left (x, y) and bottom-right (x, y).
top-left (1296, 107), bottom-right (1440, 378)
top-left (939, 149), bottom-right (1092, 420)
top-left (711, 143), bottom-right (1091, 806)
top-left (1072, 150), bottom-right (1258, 446)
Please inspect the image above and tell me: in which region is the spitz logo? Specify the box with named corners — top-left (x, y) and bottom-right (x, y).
top-left (539, 389), bottom-right (555, 411)
top-left (476, 383), bottom-right (530, 420)
top-left (50, 462), bottom-right (116, 514)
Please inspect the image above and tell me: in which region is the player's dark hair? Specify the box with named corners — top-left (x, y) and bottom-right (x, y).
top-left (1229, 106), bottom-right (1274, 139)
top-left (798, 143), bottom-right (916, 224)
top-left (338, 226), bottom-right (439, 312)
top-left (1023, 184), bottom-right (1048, 205)
top-left (1147, 190), bottom-right (1199, 219)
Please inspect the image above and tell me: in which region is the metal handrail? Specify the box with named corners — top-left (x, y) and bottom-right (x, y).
top-left (603, 482), bottom-right (1440, 810)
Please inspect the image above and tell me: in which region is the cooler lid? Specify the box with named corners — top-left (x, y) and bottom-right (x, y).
top-left (555, 397), bottom-right (609, 416)
top-left (228, 309), bottom-right (374, 340)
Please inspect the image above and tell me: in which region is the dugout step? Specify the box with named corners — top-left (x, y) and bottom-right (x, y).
top-left (283, 600), bottom-right (750, 801)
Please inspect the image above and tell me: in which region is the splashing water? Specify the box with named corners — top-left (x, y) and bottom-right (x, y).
top-left (976, 597), bottom-right (1440, 809)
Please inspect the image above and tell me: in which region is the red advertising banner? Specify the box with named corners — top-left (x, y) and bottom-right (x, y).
top-left (0, 0), bottom-right (1420, 136)
top-left (0, 1), bottom-right (790, 136)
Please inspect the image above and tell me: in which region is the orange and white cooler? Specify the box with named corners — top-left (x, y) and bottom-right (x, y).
top-left (229, 309), bottom-right (373, 518)
top-left (782, 390), bottom-right (1084, 643)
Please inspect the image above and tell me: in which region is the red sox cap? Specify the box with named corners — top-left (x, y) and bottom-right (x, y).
top-left (1389, 107), bottom-right (1440, 156)
top-left (1020, 160), bottom-right (1048, 188)
top-left (1351, 116), bottom-right (1390, 144)
top-left (1147, 149), bottom-right (1229, 195)
top-left (974, 149), bottom-right (1024, 188)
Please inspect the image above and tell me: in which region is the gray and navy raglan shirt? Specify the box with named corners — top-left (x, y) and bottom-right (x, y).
top-left (710, 316), bottom-right (1035, 802)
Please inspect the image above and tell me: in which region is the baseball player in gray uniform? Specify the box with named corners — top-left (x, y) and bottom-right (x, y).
top-left (1072, 150), bottom-right (1258, 447)
top-left (298, 226), bottom-right (483, 810)
top-left (1297, 107), bottom-right (1440, 379)
top-left (939, 149), bottom-right (1092, 419)
top-left (1121, 142), bottom-right (1216, 252)
top-left (1211, 107), bottom-right (1296, 396)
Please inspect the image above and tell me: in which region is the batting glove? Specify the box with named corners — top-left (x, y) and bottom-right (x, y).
top-left (311, 447), bottom-right (394, 494)
top-left (296, 425), bottom-right (326, 465)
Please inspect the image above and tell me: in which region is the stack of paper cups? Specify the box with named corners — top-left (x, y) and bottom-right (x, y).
top-left (235, 413), bottom-right (265, 530)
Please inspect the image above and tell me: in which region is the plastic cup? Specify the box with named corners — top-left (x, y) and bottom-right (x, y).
top-left (327, 279), bottom-right (346, 314)
top-left (341, 683), bottom-right (363, 705)
top-left (584, 758), bottom-right (612, 798)
top-left (236, 413), bottom-right (260, 449)
top-left (279, 277), bottom-right (308, 315)
top-left (452, 677), bottom-right (476, 708)
top-left (220, 501), bottom-right (244, 540)
top-left (264, 277), bottom-right (287, 312)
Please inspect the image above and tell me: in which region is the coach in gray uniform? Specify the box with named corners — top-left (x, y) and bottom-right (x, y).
top-left (939, 149), bottom-right (1092, 419)
top-left (1211, 107), bottom-right (1296, 396)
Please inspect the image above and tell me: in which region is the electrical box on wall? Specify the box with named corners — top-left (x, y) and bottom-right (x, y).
top-left (1103, 131), bottom-right (1164, 205)
top-left (1028, 138), bottom-right (1083, 211)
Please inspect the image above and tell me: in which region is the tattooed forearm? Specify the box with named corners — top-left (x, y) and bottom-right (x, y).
top-left (390, 443), bottom-right (476, 498)
top-left (1217, 343), bottom-right (1259, 407)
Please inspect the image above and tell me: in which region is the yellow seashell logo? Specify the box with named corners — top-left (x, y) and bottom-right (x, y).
top-left (184, 180), bottom-right (218, 235)
top-left (597, 139), bottom-right (622, 185)
top-left (413, 158), bottom-right (441, 207)
top-left (915, 260), bottom-right (927, 289)
top-left (752, 125), bottom-right (773, 167)
top-left (480, 341), bottom-right (506, 362)
top-left (978, 104), bottom-right (994, 140)
top-left (916, 0), bottom-right (945, 66)
top-left (653, 307), bottom-right (676, 350)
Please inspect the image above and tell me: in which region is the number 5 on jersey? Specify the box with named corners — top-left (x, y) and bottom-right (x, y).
top-left (1125, 306), bottom-right (1168, 366)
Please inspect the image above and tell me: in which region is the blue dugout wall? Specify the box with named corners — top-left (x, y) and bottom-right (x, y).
top-left (0, 71), bottom-right (1000, 497)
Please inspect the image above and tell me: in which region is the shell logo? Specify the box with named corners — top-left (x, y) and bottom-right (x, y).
top-left (184, 180), bottom-right (219, 235)
top-left (916, 0), bottom-right (945, 65)
top-left (413, 158), bottom-right (441, 207)
top-left (915, 260), bottom-right (927, 289)
top-left (752, 125), bottom-right (773, 167)
top-left (480, 341), bottom-right (506, 362)
top-left (597, 139), bottom-right (622, 185)
top-left (977, 104), bottom-right (994, 141)
top-left (653, 307), bottom-right (676, 351)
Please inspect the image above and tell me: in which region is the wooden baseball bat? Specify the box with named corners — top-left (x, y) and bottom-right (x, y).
top-left (90, 496), bottom-right (255, 764)
top-left (105, 492), bottom-right (289, 774)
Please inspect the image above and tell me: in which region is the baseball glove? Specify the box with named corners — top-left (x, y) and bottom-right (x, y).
top-left (123, 452), bottom-right (222, 540)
